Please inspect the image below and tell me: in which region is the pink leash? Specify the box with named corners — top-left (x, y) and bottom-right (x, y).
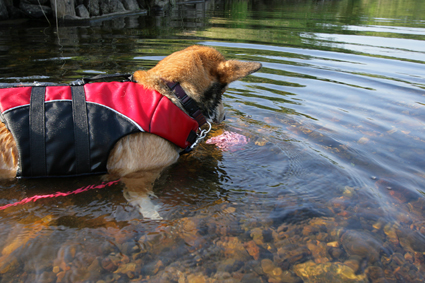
top-left (0, 180), bottom-right (120, 210)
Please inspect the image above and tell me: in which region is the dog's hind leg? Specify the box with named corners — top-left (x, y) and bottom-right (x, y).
top-left (107, 133), bottom-right (180, 220)
top-left (120, 169), bottom-right (165, 220)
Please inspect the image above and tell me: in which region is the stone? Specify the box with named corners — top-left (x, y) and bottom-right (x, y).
top-left (408, 198), bottom-right (425, 215)
top-left (280, 270), bottom-right (303, 283)
top-left (114, 262), bottom-right (136, 274)
top-left (101, 0), bottom-right (126, 14)
top-left (0, 0), bottom-right (8, 20)
top-left (38, 271), bottom-right (56, 283)
top-left (245, 240), bottom-right (260, 260)
top-left (0, 255), bottom-right (19, 274)
top-left (241, 273), bottom-right (263, 283)
top-left (261, 258), bottom-right (276, 274)
top-left (302, 225), bottom-right (319, 236)
top-left (101, 256), bottom-right (118, 272)
top-left (329, 247), bottom-right (343, 260)
top-left (216, 237), bottom-right (250, 260)
top-left (186, 272), bottom-right (208, 283)
top-left (75, 4), bottom-right (90, 18)
top-left (383, 224), bottom-right (399, 245)
top-left (26, 0), bottom-right (49, 4)
top-left (306, 241), bottom-right (328, 263)
top-left (122, 0), bottom-right (139, 10)
top-left (223, 206), bottom-right (236, 214)
top-left (294, 261), bottom-right (367, 283)
top-left (19, 2), bottom-right (52, 18)
top-left (327, 241), bottom-right (339, 248)
top-left (250, 227), bottom-right (264, 245)
top-left (357, 137), bottom-right (369, 144)
top-left (341, 230), bottom-right (382, 262)
top-left (366, 266), bottom-right (385, 282)
top-left (343, 186), bottom-right (355, 197)
top-left (396, 228), bottom-right (425, 252)
top-left (414, 251), bottom-right (425, 267)
top-left (85, 0), bottom-right (100, 16)
top-left (50, 0), bottom-right (75, 19)
top-left (261, 259), bottom-right (284, 282)
top-left (344, 256), bottom-right (361, 273)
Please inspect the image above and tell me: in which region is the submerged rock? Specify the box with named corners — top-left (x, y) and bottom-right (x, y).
top-left (294, 261), bottom-right (367, 283)
top-left (341, 230), bottom-right (382, 262)
top-left (396, 227), bottom-right (425, 253)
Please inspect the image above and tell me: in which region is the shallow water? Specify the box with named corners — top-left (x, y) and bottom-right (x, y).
top-left (1, 0), bottom-right (425, 282)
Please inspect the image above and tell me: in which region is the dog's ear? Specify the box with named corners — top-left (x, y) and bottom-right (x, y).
top-left (217, 60), bottom-right (262, 84)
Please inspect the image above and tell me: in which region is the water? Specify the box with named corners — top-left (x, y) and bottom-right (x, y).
top-left (1, 0), bottom-right (425, 282)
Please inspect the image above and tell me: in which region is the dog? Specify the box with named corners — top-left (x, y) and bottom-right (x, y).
top-left (0, 45), bottom-right (262, 219)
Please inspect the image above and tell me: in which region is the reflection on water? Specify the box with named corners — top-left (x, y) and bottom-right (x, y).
top-left (1, 0), bottom-right (425, 282)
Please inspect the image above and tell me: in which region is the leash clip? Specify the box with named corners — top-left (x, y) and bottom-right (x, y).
top-left (180, 121), bottom-right (212, 155)
top-left (193, 121), bottom-right (212, 148)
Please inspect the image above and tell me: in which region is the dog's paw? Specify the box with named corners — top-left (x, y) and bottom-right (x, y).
top-left (124, 191), bottom-right (163, 220)
top-left (140, 209), bottom-right (163, 220)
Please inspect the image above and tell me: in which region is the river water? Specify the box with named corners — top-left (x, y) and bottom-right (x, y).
top-left (0, 0), bottom-right (425, 282)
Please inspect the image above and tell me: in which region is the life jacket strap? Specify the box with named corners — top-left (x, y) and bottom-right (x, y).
top-left (71, 86), bottom-right (91, 174)
top-left (164, 81), bottom-right (207, 127)
top-left (29, 87), bottom-right (47, 176)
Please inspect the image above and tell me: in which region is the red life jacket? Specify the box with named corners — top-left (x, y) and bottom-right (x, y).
top-left (0, 82), bottom-right (199, 178)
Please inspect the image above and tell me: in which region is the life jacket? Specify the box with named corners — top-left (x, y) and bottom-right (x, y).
top-left (0, 81), bottom-right (200, 178)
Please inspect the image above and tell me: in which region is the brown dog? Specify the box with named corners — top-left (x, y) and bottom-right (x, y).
top-left (0, 45), bottom-right (261, 219)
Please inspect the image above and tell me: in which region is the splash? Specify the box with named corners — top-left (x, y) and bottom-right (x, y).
top-left (206, 131), bottom-right (249, 151)
top-left (0, 180), bottom-right (120, 210)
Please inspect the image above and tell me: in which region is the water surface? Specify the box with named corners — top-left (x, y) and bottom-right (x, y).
top-left (1, 0), bottom-right (425, 282)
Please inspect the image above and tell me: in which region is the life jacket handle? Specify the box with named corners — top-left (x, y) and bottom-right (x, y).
top-left (70, 73), bottom-right (134, 86)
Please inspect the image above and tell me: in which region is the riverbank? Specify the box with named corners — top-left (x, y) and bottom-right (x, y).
top-left (0, 0), bottom-right (155, 22)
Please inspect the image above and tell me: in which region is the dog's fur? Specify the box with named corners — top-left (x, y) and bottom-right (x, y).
top-left (0, 45), bottom-right (261, 219)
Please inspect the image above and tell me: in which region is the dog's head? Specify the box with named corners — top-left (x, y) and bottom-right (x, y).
top-left (133, 46), bottom-right (262, 123)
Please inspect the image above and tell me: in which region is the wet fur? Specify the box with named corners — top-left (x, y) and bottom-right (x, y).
top-left (0, 45), bottom-right (261, 219)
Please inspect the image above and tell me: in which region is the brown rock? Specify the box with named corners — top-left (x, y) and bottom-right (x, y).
top-left (329, 247), bottom-right (343, 260)
top-left (344, 256), bottom-right (361, 273)
top-left (404, 252), bottom-right (414, 263)
top-left (307, 241), bottom-right (328, 262)
top-left (261, 259), bottom-right (276, 274)
top-left (326, 241), bottom-right (339, 248)
top-left (114, 262), bottom-right (136, 274)
top-left (366, 266), bottom-right (385, 282)
top-left (414, 251), bottom-right (425, 267)
top-left (396, 228), bottom-right (425, 252)
top-left (261, 259), bottom-right (284, 282)
top-left (186, 272), bottom-right (207, 283)
top-left (280, 270), bottom-right (303, 283)
top-left (294, 261), bottom-right (366, 283)
top-left (245, 240), bottom-right (260, 260)
top-left (383, 224), bottom-right (399, 246)
top-left (302, 225), bottom-right (318, 236)
top-left (101, 256), bottom-right (118, 272)
top-left (0, 255), bottom-right (20, 274)
top-left (250, 228), bottom-right (264, 245)
top-left (217, 237), bottom-right (250, 260)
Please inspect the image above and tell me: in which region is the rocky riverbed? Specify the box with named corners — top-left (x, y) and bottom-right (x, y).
top-left (1, 179), bottom-right (425, 283)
